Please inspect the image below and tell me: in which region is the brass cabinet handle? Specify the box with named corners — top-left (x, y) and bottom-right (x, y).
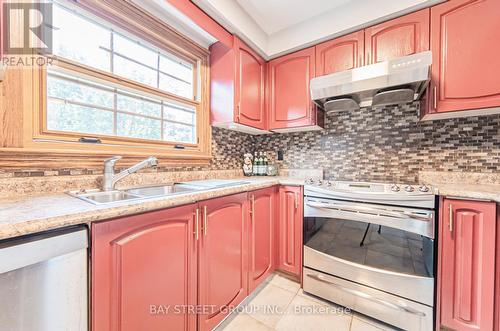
top-left (203, 206), bottom-right (207, 236)
top-left (433, 85), bottom-right (437, 110)
top-left (195, 208), bottom-right (199, 240)
top-left (449, 204), bottom-right (453, 232)
top-left (250, 195), bottom-right (255, 222)
top-left (295, 192), bottom-right (299, 209)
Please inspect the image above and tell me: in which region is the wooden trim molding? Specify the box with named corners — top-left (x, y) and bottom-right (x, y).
top-left (0, 0), bottom-right (212, 168)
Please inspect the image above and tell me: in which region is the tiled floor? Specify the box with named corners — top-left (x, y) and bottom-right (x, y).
top-left (216, 273), bottom-right (400, 331)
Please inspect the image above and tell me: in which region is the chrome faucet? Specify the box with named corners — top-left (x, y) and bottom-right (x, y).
top-left (102, 156), bottom-right (158, 191)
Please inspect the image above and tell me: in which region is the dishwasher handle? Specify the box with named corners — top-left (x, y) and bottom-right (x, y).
top-left (0, 227), bottom-right (88, 274)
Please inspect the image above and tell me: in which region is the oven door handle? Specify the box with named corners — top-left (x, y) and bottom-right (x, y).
top-left (306, 273), bottom-right (426, 317)
top-left (305, 201), bottom-right (432, 222)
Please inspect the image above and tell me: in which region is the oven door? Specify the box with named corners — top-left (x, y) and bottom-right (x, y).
top-left (303, 196), bottom-right (435, 306)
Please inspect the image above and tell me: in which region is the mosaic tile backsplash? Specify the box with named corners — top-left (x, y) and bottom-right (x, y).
top-left (1, 102), bottom-right (499, 184)
top-left (255, 102), bottom-right (500, 183)
top-left (0, 127), bottom-right (256, 178)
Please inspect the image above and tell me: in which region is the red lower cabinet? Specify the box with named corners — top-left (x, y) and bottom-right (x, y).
top-left (91, 187), bottom-right (300, 330)
top-left (92, 204), bottom-right (198, 331)
top-left (198, 193), bottom-right (248, 331)
top-left (439, 198), bottom-right (497, 331)
top-left (277, 186), bottom-right (303, 278)
top-left (248, 187), bottom-right (277, 292)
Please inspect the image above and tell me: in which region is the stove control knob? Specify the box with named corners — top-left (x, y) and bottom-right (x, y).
top-left (317, 180), bottom-right (323, 186)
top-left (404, 185), bottom-right (415, 192)
top-left (306, 178), bottom-right (314, 185)
top-left (326, 181), bottom-right (332, 187)
top-left (390, 184), bottom-right (400, 192)
top-left (419, 185), bottom-right (430, 193)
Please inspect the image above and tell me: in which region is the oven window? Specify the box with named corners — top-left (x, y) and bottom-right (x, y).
top-left (304, 217), bottom-right (434, 277)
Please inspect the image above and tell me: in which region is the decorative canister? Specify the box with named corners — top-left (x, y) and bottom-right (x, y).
top-left (242, 153), bottom-right (254, 176)
top-left (266, 163), bottom-right (278, 176)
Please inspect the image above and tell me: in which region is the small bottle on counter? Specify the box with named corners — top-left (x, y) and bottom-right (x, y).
top-left (257, 152), bottom-right (263, 176)
top-left (253, 152), bottom-right (259, 176)
top-left (263, 152), bottom-right (268, 176)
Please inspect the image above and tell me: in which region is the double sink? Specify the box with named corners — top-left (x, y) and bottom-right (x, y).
top-left (68, 179), bottom-right (250, 205)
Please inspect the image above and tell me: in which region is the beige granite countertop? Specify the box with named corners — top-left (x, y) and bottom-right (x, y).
top-left (1, 170), bottom-right (499, 241)
top-left (419, 171), bottom-right (500, 203)
top-left (0, 177), bottom-right (304, 240)
top-left (435, 183), bottom-right (500, 203)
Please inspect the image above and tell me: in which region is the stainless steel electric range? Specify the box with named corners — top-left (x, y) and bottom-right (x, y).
top-left (302, 180), bottom-right (437, 331)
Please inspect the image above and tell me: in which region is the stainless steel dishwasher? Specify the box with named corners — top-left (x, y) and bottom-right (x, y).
top-left (0, 226), bottom-right (88, 331)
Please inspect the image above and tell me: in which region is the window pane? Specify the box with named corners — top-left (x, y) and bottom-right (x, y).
top-left (163, 122), bottom-right (195, 144)
top-left (114, 34), bottom-right (158, 68)
top-left (159, 73), bottom-right (192, 99)
top-left (116, 94), bottom-right (161, 118)
top-left (117, 113), bottom-right (161, 140)
top-left (47, 100), bottom-right (114, 135)
top-left (47, 75), bottom-right (114, 108)
top-left (114, 55), bottom-right (157, 88)
top-left (163, 104), bottom-right (195, 125)
top-left (160, 55), bottom-right (193, 83)
top-left (53, 5), bottom-right (110, 71)
top-left (52, 2), bottom-right (196, 100)
top-left (46, 70), bottom-right (197, 145)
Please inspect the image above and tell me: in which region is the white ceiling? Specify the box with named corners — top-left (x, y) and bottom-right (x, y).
top-left (192, 0), bottom-right (445, 60)
top-left (236, 0), bottom-right (352, 35)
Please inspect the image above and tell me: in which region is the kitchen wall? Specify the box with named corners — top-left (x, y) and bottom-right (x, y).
top-left (1, 102), bottom-right (498, 184)
top-left (256, 102), bottom-right (500, 183)
top-left (0, 127), bottom-right (255, 178)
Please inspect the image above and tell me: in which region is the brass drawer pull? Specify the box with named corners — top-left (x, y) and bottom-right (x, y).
top-left (203, 206), bottom-right (208, 236)
top-left (449, 204), bottom-right (453, 232)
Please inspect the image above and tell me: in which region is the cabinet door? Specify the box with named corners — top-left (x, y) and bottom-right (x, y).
top-left (277, 186), bottom-right (303, 278)
top-left (315, 31), bottom-right (364, 76)
top-left (268, 47), bottom-right (316, 130)
top-left (248, 187), bottom-right (276, 292)
top-left (430, 0), bottom-right (500, 113)
top-left (440, 199), bottom-right (496, 331)
top-left (235, 38), bottom-right (266, 129)
top-left (198, 193), bottom-right (248, 331)
top-left (365, 9), bottom-right (429, 64)
top-left (92, 204), bottom-right (198, 331)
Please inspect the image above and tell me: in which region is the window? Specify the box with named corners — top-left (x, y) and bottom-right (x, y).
top-left (46, 71), bottom-right (197, 143)
top-left (52, 3), bottom-right (196, 100)
top-left (31, 0), bottom-right (209, 154)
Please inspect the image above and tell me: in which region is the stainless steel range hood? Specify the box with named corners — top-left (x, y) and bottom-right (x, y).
top-left (310, 51), bottom-right (432, 112)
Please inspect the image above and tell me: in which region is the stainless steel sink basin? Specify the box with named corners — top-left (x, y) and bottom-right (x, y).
top-left (68, 180), bottom-right (251, 205)
top-left (125, 184), bottom-right (202, 197)
top-left (71, 190), bottom-right (142, 204)
top-left (68, 183), bottom-right (205, 205)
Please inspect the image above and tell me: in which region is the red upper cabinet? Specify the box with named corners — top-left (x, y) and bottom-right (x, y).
top-left (268, 47), bottom-right (324, 132)
top-left (248, 187), bottom-right (277, 292)
top-left (315, 30), bottom-right (364, 76)
top-left (428, 0), bottom-right (500, 115)
top-left (92, 204), bottom-right (198, 331)
top-left (277, 186), bottom-right (303, 278)
top-left (198, 193), bottom-right (248, 331)
top-left (439, 199), bottom-right (497, 331)
top-left (235, 38), bottom-right (266, 129)
top-left (364, 9), bottom-right (429, 64)
top-left (210, 37), bottom-right (267, 132)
